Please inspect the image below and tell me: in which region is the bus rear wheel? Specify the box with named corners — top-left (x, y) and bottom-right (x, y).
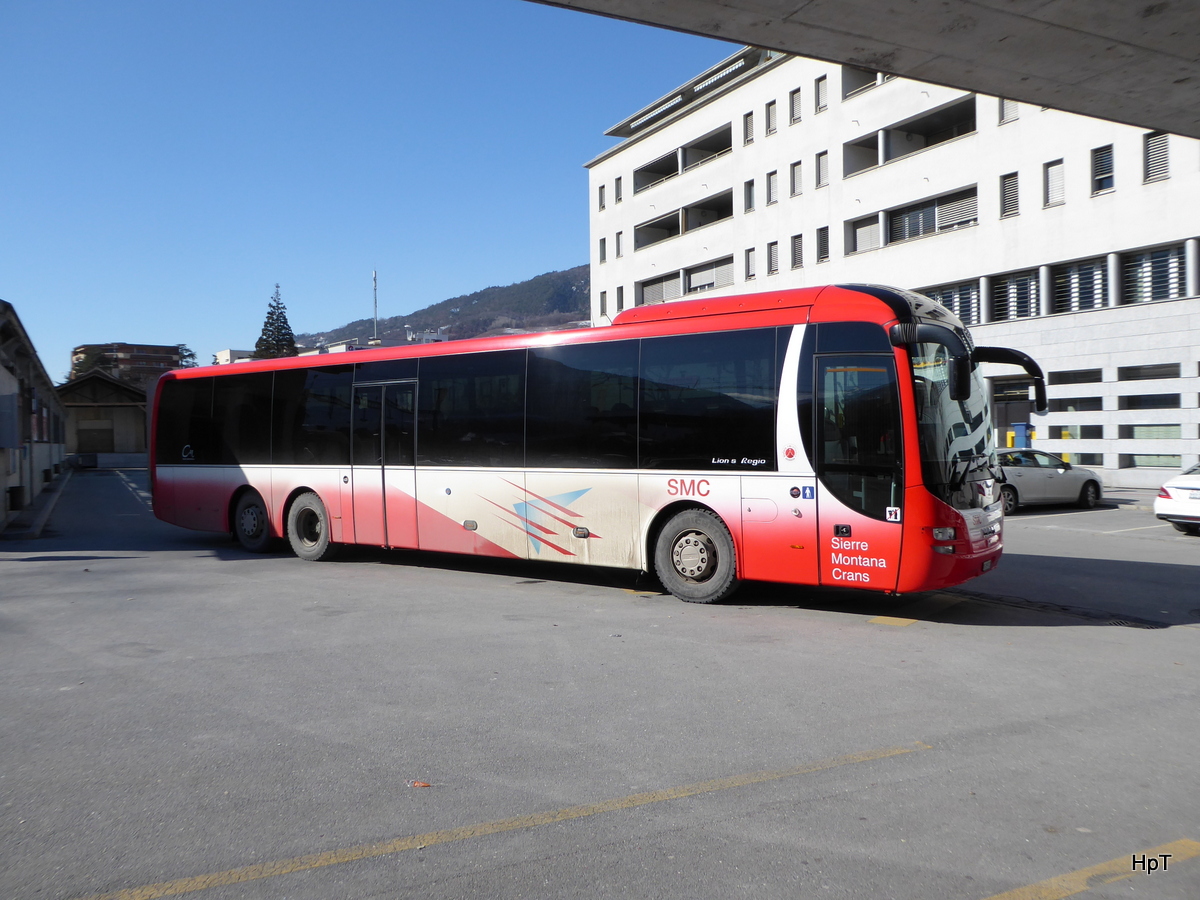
top-left (287, 492), bottom-right (338, 561)
top-left (233, 490), bottom-right (273, 553)
top-left (654, 509), bottom-right (739, 604)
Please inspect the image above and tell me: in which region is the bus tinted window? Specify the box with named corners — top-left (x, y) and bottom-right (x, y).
top-left (155, 377), bottom-right (213, 464)
top-left (212, 373), bottom-right (273, 465)
top-left (815, 354), bottom-right (902, 519)
top-left (639, 329), bottom-right (777, 470)
top-left (527, 341), bottom-right (638, 468)
top-left (816, 321), bottom-right (892, 353)
top-left (355, 358), bottom-right (417, 382)
top-left (417, 350), bottom-right (525, 467)
top-left (272, 366), bottom-right (353, 465)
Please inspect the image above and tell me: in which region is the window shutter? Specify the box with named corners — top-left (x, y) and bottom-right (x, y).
top-left (745, 247), bottom-right (756, 279)
top-left (1091, 145), bottom-right (1114, 191)
top-left (937, 190), bottom-right (977, 228)
top-left (767, 170), bottom-right (778, 203)
top-left (766, 101), bottom-right (777, 134)
top-left (816, 227), bottom-right (829, 262)
top-left (716, 257), bottom-right (734, 287)
top-left (816, 151), bottom-right (829, 186)
top-left (790, 233), bottom-right (803, 268)
top-left (642, 279), bottom-right (664, 304)
top-left (789, 88), bottom-right (802, 122)
top-left (1000, 173), bottom-right (1019, 217)
top-left (1052, 258), bottom-right (1107, 313)
top-left (743, 112), bottom-right (754, 144)
top-left (767, 242), bottom-right (779, 274)
top-left (854, 217), bottom-right (880, 252)
top-left (999, 98), bottom-right (1019, 123)
top-left (1122, 244), bottom-right (1185, 302)
top-left (1044, 161), bottom-right (1064, 205)
top-left (991, 272), bottom-right (1039, 320)
top-left (1144, 132), bottom-right (1168, 181)
top-left (815, 76), bottom-right (828, 111)
top-left (614, 177), bottom-right (622, 202)
top-left (790, 161), bottom-right (802, 195)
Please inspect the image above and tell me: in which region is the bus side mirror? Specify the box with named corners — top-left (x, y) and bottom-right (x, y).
top-left (949, 356), bottom-right (972, 402)
top-left (972, 346), bottom-right (1048, 414)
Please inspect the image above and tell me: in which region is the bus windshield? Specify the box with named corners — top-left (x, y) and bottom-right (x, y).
top-left (910, 341), bottom-right (997, 511)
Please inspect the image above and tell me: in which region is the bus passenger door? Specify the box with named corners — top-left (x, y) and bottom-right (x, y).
top-left (813, 354), bottom-right (904, 591)
top-left (351, 383), bottom-right (418, 548)
top-left (739, 476), bottom-right (819, 584)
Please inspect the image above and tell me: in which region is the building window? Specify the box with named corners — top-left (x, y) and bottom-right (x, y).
top-left (923, 282), bottom-right (979, 325)
top-left (616, 286), bottom-right (624, 312)
top-left (789, 88), bottom-right (802, 123)
top-left (743, 111), bottom-right (754, 144)
top-left (745, 247), bottom-right (756, 280)
top-left (614, 177), bottom-right (623, 202)
top-left (599, 237), bottom-right (606, 263)
top-left (991, 271), bottom-right (1040, 320)
top-left (1144, 131), bottom-right (1169, 181)
top-left (1118, 394), bottom-right (1179, 410)
top-left (744, 179), bottom-right (755, 212)
top-left (1120, 424), bottom-right (1181, 439)
top-left (599, 291), bottom-right (607, 316)
top-left (816, 151), bottom-right (829, 187)
top-left (640, 272), bottom-right (682, 304)
top-left (1122, 244), bottom-right (1186, 302)
top-left (615, 231), bottom-right (623, 258)
top-left (999, 98), bottom-right (1019, 123)
top-left (1048, 369), bottom-right (1103, 386)
top-left (765, 100), bottom-right (777, 134)
top-left (1048, 396), bottom-right (1103, 412)
top-left (887, 188), bottom-right (978, 242)
top-left (766, 170), bottom-right (778, 204)
top-left (685, 257), bottom-right (735, 293)
top-left (1000, 172), bottom-right (1019, 217)
top-left (1120, 454), bottom-right (1181, 468)
top-left (849, 214), bottom-right (881, 252)
top-left (767, 241), bottom-right (779, 275)
top-left (1052, 258), bottom-right (1107, 313)
top-left (1118, 363), bottom-right (1181, 381)
top-left (790, 161), bottom-right (802, 195)
top-left (1091, 145), bottom-right (1114, 193)
top-left (790, 233), bottom-right (803, 268)
top-left (816, 226), bottom-right (829, 263)
top-left (814, 75), bottom-right (828, 112)
top-left (598, 184), bottom-right (606, 210)
top-left (1043, 160), bottom-right (1064, 206)
top-left (1054, 424), bottom-right (1105, 439)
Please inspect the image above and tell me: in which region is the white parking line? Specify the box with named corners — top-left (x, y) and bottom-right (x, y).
top-left (1101, 523), bottom-right (1173, 534)
top-left (114, 470), bottom-right (154, 512)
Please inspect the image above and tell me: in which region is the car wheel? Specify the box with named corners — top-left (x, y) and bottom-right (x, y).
top-left (1076, 481), bottom-right (1100, 509)
top-left (233, 490), bottom-right (273, 552)
top-left (654, 508), bottom-right (740, 604)
top-left (1170, 522), bottom-right (1200, 536)
top-left (287, 491), bottom-right (339, 561)
top-left (1000, 485), bottom-right (1019, 515)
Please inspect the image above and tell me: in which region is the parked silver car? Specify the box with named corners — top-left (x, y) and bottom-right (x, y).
top-left (997, 450), bottom-right (1103, 514)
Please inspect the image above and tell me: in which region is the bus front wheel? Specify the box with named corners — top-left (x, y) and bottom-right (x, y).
top-left (287, 492), bottom-right (339, 561)
top-left (234, 490), bottom-right (273, 553)
top-left (654, 509), bottom-right (739, 604)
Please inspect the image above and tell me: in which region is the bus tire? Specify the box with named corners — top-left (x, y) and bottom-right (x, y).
top-left (654, 508), bottom-right (740, 604)
top-left (287, 492), bottom-right (338, 561)
top-left (233, 490), bottom-right (273, 553)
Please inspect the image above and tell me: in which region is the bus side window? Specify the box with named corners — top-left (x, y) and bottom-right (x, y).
top-left (417, 350), bottom-right (525, 467)
top-left (272, 366), bottom-right (353, 466)
top-left (527, 341), bottom-right (638, 469)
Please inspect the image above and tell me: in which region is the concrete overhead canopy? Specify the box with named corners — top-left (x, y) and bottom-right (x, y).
top-left (534, 0), bottom-right (1200, 139)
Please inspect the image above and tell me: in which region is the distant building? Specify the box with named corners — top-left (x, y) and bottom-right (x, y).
top-left (1, 301), bottom-right (67, 523)
top-left (213, 349), bottom-right (256, 366)
top-left (404, 326), bottom-right (450, 344)
top-left (71, 342), bottom-right (181, 386)
top-left (587, 47), bottom-right (1200, 488)
top-left (56, 370), bottom-right (146, 455)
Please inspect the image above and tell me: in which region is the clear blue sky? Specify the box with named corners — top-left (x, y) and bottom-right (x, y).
top-left (0, 0), bottom-right (731, 379)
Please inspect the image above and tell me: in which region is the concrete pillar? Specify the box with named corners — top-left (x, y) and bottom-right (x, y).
top-left (1186, 238), bottom-right (1199, 298)
top-left (877, 130), bottom-right (886, 167)
top-left (978, 276), bottom-right (991, 324)
top-left (1107, 252), bottom-right (1122, 307)
top-left (1038, 265), bottom-right (1053, 317)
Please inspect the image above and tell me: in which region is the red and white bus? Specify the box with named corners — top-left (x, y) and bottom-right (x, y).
top-left (151, 284), bottom-right (1045, 603)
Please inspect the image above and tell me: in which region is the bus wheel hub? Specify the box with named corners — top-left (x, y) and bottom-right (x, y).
top-left (673, 532), bottom-right (712, 580)
top-left (240, 508), bottom-right (260, 535)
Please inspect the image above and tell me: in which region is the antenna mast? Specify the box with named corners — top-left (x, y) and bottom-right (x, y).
top-left (373, 270), bottom-right (378, 342)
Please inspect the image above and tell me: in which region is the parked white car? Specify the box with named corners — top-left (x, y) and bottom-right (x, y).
top-left (997, 450), bottom-right (1103, 514)
top-left (1154, 463), bottom-right (1200, 536)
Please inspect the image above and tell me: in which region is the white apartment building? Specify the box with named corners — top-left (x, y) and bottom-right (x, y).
top-left (586, 47), bottom-right (1200, 488)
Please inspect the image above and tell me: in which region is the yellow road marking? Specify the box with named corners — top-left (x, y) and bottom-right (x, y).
top-left (981, 838), bottom-right (1200, 899)
top-left (869, 615), bottom-right (918, 626)
top-left (76, 742), bottom-right (929, 900)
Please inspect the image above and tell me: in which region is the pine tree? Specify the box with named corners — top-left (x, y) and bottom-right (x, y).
top-left (177, 344), bottom-right (198, 367)
top-left (255, 284), bottom-right (298, 358)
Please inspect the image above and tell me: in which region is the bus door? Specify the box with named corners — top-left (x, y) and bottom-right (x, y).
top-left (813, 355), bottom-right (904, 591)
top-left (350, 382), bottom-right (417, 548)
